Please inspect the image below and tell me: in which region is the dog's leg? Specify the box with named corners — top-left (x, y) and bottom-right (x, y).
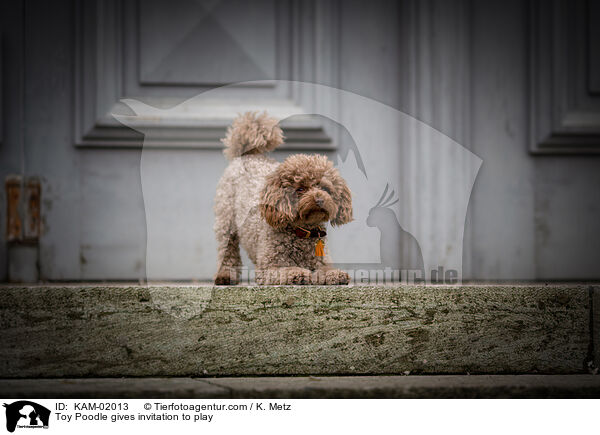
top-left (214, 217), bottom-right (242, 285)
top-left (213, 168), bottom-right (243, 285)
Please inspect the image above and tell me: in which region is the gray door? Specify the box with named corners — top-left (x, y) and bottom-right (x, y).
top-left (1, 0), bottom-right (599, 282)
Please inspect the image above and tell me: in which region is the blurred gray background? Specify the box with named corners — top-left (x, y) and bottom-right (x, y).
top-left (1, 0), bottom-right (599, 282)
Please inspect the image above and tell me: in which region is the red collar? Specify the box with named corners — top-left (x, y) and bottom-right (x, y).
top-left (293, 226), bottom-right (326, 239)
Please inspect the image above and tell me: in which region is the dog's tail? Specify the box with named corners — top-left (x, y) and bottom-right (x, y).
top-left (221, 111), bottom-right (284, 160)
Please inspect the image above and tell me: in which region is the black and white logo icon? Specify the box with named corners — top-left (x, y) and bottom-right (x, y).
top-left (3, 401), bottom-right (50, 433)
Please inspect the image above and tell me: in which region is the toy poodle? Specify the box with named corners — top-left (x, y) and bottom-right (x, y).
top-left (214, 112), bottom-right (353, 285)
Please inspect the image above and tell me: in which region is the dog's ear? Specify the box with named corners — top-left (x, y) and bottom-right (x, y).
top-left (330, 176), bottom-right (353, 226)
top-left (260, 173), bottom-right (295, 228)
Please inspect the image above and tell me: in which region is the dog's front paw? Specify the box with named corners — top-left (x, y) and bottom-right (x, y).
top-left (214, 267), bottom-right (239, 285)
top-left (214, 274), bottom-right (231, 285)
top-left (325, 269), bottom-right (350, 285)
top-left (311, 268), bottom-right (349, 285)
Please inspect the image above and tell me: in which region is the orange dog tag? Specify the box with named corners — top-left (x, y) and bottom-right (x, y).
top-left (315, 239), bottom-right (325, 257)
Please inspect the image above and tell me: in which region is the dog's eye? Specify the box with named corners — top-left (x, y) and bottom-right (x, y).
top-left (320, 185), bottom-right (331, 194)
top-left (296, 187), bottom-right (306, 193)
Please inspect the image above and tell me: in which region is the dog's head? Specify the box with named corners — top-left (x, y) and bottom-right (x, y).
top-left (260, 154), bottom-right (352, 229)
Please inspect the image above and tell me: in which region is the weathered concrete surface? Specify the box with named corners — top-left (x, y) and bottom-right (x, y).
top-left (593, 286), bottom-right (600, 371)
top-left (0, 285), bottom-right (594, 377)
top-left (1, 375), bottom-right (599, 399)
top-left (0, 378), bottom-right (229, 399)
top-left (211, 374), bottom-right (600, 398)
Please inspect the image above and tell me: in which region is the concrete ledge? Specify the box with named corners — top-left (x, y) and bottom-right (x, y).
top-left (0, 285), bottom-right (595, 377)
top-left (593, 287), bottom-right (600, 371)
top-left (1, 375), bottom-right (600, 399)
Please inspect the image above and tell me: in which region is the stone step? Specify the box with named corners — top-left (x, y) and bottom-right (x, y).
top-left (1, 375), bottom-right (600, 399)
top-left (0, 284), bottom-right (598, 377)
